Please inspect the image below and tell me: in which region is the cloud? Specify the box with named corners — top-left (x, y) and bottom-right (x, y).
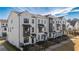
top-left (71, 9), bottom-right (79, 12)
top-left (42, 7), bottom-right (75, 16)
top-left (12, 7), bottom-right (76, 17)
top-left (12, 7), bottom-right (53, 14)
top-left (12, 7), bottom-right (30, 12)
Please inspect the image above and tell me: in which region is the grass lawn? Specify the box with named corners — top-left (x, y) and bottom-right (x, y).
top-left (3, 41), bottom-right (20, 51)
top-left (72, 36), bottom-right (79, 51)
top-left (0, 38), bottom-right (6, 45)
top-left (0, 38), bottom-right (20, 51)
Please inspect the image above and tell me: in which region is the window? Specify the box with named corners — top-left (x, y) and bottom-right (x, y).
top-left (38, 19), bottom-right (40, 23)
top-left (41, 20), bottom-right (43, 24)
top-left (44, 20), bottom-right (46, 24)
top-left (44, 27), bottom-right (46, 31)
top-left (6, 24), bottom-right (7, 26)
top-left (1, 24), bottom-right (4, 27)
top-left (56, 24), bottom-right (60, 30)
top-left (62, 24), bottom-right (66, 30)
top-left (52, 21), bottom-right (54, 23)
top-left (52, 26), bottom-right (54, 31)
top-left (32, 27), bottom-right (34, 32)
top-left (58, 21), bottom-right (59, 23)
top-left (38, 26), bottom-right (43, 32)
top-left (67, 24), bottom-right (69, 27)
top-left (24, 18), bottom-right (29, 23)
top-left (49, 23), bottom-right (52, 32)
top-left (2, 24), bottom-right (4, 26)
top-left (4, 28), bottom-right (7, 31)
top-left (49, 33), bottom-right (51, 37)
top-left (8, 28), bottom-right (9, 32)
top-left (24, 37), bottom-right (29, 43)
top-left (56, 21), bottom-right (58, 23)
top-left (12, 27), bottom-right (14, 29)
top-left (10, 27), bottom-right (11, 32)
top-left (23, 27), bottom-right (30, 37)
top-left (11, 20), bottom-right (13, 23)
top-left (38, 35), bottom-right (40, 40)
top-left (32, 19), bottom-right (34, 23)
top-left (49, 19), bottom-right (52, 23)
top-left (32, 37), bottom-right (34, 43)
top-left (41, 35), bottom-right (44, 39)
top-left (2, 33), bottom-right (7, 37)
top-left (60, 21), bottom-right (61, 23)
top-left (49, 18), bottom-right (53, 23)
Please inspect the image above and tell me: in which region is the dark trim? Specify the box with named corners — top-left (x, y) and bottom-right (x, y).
top-left (22, 24), bottom-right (31, 27)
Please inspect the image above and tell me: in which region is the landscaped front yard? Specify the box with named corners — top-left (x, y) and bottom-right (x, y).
top-left (3, 41), bottom-right (20, 51)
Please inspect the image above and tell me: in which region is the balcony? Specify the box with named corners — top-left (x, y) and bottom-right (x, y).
top-left (38, 24), bottom-right (44, 27)
top-left (38, 24), bottom-right (44, 33)
top-left (24, 37), bottom-right (29, 43)
top-left (22, 24), bottom-right (31, 37)
top-left (1, 25), bottom-right (7, 27)
top-left (31, 33), bottom-right (36, 37)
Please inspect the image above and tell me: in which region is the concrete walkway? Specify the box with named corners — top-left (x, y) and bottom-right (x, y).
top-left (0, 39), bottom-right (8, 51)
top-left (0, 45), bottom-right (7, 51)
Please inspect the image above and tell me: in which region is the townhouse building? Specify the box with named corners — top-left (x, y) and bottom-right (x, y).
top-left (46, 15), bottom-right (66, 38)
top-left (66, 21), bottom-right (74, 31)
top-left (0, 20), bottom-right (7, 37)
top-left (7, 11), bottom-right (49, 49)
top-left (7, 11), bottom-right (66, 50)
top-left (74, 21), bottom-right (79, 30)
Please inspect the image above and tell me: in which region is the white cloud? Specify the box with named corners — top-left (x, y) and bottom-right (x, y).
top-left (71, 9), bottom-right (79, 12)
top-left (12, 7), bottom-right (30, 12)
top-left (12, 7), bottom-right (76, 17)
top-left (42, 7), bottom-right (75, 16)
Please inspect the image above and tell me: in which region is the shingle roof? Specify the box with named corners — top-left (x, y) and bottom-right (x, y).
top-left (67, 19), bottom-right (79, 26)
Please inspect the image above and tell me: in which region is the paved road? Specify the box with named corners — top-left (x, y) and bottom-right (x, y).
top-left (45, 36), bottom-right (79, 51)
top-left (0, 45), bottom-right (7, 51)
top-left (45, 40), bottom-right (70, 51)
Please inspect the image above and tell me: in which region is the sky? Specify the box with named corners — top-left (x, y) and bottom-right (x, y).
top-left (0, 7), bottom-right (79, 20)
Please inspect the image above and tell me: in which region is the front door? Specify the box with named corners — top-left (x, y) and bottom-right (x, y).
top-left (44, 35), bottom-right (46, 40)
top-left (32, 37), bottom-right (34, 44)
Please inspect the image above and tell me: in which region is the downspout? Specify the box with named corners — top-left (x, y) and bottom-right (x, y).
top-left (18, 13), bottom-right (24, 50)
top-left (18, 13), bottom-right (21, 48)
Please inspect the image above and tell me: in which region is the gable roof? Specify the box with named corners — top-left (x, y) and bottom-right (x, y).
top-left (67, 19), bottom-right (79, 26)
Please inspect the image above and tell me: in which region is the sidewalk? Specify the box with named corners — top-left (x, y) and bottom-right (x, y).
top-left (45, 40), bottom-right (73, 51)
top-left (0, 39), bottom-right (8, 51)
top-left (0, 45), bottom-right (7, 51)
